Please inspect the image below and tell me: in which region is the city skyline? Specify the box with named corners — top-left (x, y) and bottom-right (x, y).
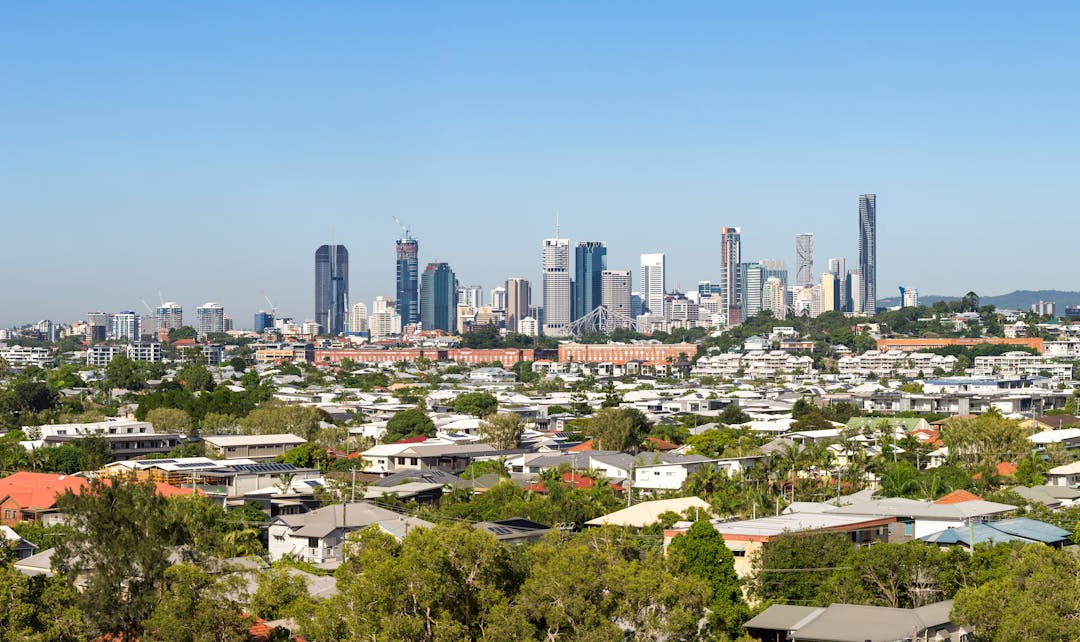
top-left (4, 5), bottom-right (1080, 326)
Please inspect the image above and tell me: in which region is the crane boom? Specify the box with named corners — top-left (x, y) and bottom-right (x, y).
top-left (138, 298), bottom-right (155, 315)
top-left (393, 216), bottom-right (411, 239)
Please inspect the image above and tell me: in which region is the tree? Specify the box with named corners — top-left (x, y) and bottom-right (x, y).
top-left (952, 544), bottom-right (1080, 641)
top-left (0, 562), bottom-right (90, 641)
top-left (452, 391), bottom-right (498, 417)
top-left (825, 542), bottom-right (948, 609)
top-left (142, 563), bottom-right (248, 642)
top-left (942, 415), bottom-right (1030, 470)
top-left (478, 413), bottom-right (524, 450)
top-left (176, 363), bottom-right (214, 393)
top-left (718, 404), bottom-right (751, 425)
top-left (146, 407), bottom-right (194, 434)
top-left (103, 353), bottom-right (147, 391)
top-left (168, 326), bottom-right (198, 341)
top-left (588, 407), bottom-right (651, 453)
top-left (53, 478), bottom-right (175, 639)
top-left (667, 519), bottom-right (748, 636)
top-left (382, 408), bottom-right (436, 444)
top-left (248, 565), bottom-right (314, 622)
top-left (751, 531), bottom-right (854, 606)
top-left (878, 460), bottom-right (921, 497)
top-left (276, 442), bottom-right (330, 470)
top-left (238, 403), bottom-right (322, 440)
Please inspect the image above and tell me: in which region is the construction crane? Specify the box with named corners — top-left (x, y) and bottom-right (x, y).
top-left (260, 290), bottom-right (278, 317)
top-left (138, 298), bottom-right (155, 315)
top-left (393, 216), bottom-right (412, 240)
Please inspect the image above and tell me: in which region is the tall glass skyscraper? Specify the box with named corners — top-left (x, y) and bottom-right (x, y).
top-left (858, 194), bottom-right (877, 314)
top-left (795, 233), bottom-right (814, 288)
top-left (315, 244), bottom-right (349, 335)
top-left (396, 233), bottom-right (419, 326)
top-left (421, 262), bottom-right (457, 332)
top-left (574, 241), bottom-right (607, 320)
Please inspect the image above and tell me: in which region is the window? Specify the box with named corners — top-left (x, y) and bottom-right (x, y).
top-left (904, 523), bottom-right (914, 537)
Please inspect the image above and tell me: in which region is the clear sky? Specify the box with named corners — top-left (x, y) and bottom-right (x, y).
top-left (2, 2), bottom-right (1078, 327)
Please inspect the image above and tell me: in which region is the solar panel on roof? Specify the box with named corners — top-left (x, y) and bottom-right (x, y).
top-left (174, 462), bottom-right (211, 468)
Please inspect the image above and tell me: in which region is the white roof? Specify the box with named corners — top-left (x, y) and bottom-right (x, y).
top-left (707, 513), bottom-right (891, 538)
top-left (202, 434), bottom-right (306, 447)
top-left (1030, 428), bottom-right (1080, 445)
top-left (1048, 461), bottom-right (1080, 475)
top-left (585, 497), bottom-right (712, 528)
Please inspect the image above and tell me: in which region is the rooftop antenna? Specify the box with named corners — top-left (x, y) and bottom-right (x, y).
top-left (555, 211), bottom-right (561, 238)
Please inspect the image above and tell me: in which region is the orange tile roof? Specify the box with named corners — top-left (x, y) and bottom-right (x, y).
top-left (566, 439), bottom-right (595, 452)
top-left (0, 472), bottom-right (87, 509)
top-left (933, 489), bottom-right (982, 504)
top-left (645, 437), bottom-right (679, 451)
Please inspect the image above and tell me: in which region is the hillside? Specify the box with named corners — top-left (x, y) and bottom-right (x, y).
top-left (878, 290), bottom-right (1080, 311)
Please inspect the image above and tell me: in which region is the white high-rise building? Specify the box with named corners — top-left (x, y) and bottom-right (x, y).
top-left (849, 271), bottom-right (864, 314)
top-left (517, 317), bottom-right (539, 337)
top-left (155, 302), bottom-right (183, 331)
top-left (195, 303), bottom-right (225, 335)
top-left (490, 286), bottom-right (507, 311)
top-left (762, 277), bottom-right (786, 319)
top-left (542, 237), bottom-right (571, 336)
top-left (640, 253), bottom-right (666, 317)
top-left (372, 295), bottom-right (396, 314)
top-left (795, 233), bottom-right (814, 288)
top-left (349, 303), bottom-right (368, 334)
top-left (720, 229), bottom-right (742, 326)
top-left (463, 285), bottom-right (484, 309)
top-left (601, 270), bottom-right (632, 331)
top-left (110, 311), bottom-right (139, 341)
top-left (741, 262), bottom-right (764, 320)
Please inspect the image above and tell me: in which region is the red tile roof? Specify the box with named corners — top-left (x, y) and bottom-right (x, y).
top-left (0, 472), bottom-right (88, 509)
top-left (567, 439), bottom-right (595, 452)
top-left (390, 435), bottom-right (430, 444)
top-left (933, 489), bottom-right (982, 504)
top-left (644, 437), bottom-right (678, 451)
top-left (524, 472), bottom-right (623, 493)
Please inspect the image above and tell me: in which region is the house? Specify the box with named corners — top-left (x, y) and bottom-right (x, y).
top-left (744, 600), bottom-right (967, 642)
top-left (1021, 413), bottom-right (1080, 432)
top-left (665, 513), bottom-right (897, 577)
top-left (472, 518), bottom-right (551, 544)
top-left (1046, 461), bottom-right (1080, 487)
top-left (632, 455), bottom-right (762, 492)
top-left (0, 472), bottom-right (88, 526)
top-left (921, 517), bottom-right (1072, 549)
top-left (268, 502), bottom-right (432, 566)
top-left (202, 434), bottom-right (307, 461)
top-left (1, 525), bottom-right (37, 559)
top-left (585, 496), bottom-right (712, 528)
top-left (1009, 484), bottom-right (1080, 508)
top-left (815, 495), bottom-right (1017, 539)
top-left (359, 442), bottom-right (510, 476)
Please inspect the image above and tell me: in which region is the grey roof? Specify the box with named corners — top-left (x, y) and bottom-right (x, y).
top-left (1010, 484), bottom-right (1080, 506)
top-left (790, 601), bottom-right (955, 642)
top-left (825, 496), bottom-right (1015, 521)
top-left (278, 502), bottom-right (432, 539)
top-left (374, 469), bottom-right (465, 488)
top-left (743, 604), bottom-right (823, 631)
top-left (922, 517), bottom-right (1071, 547)
top-left (473, 518), bottom-right (551, 542)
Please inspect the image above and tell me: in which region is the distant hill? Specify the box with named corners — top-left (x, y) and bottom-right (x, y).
top-left (878, 290), bottom-right (1080, 311)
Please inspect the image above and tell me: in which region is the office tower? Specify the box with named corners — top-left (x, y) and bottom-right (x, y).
top-left (740, 262), bottom-right (764, 320)
top-left (349, 302), bottom-right (369, 334)
top-left (719, 228), bottom-right (741, 325)
top-left (394, 229), bottom-right (420, 326)
top-left (849, 271), bottom-right (863, 314)
top-left (826, 258), bottom-right (848, 312)
top-left (762, 277), bottom-right (786, 319)
top-left (155, 302), bottom-right (183, 330)
top-left (697, 281), bottom-right (722, 297)
top-left (87, 312), bottom-right (108, 343)
top-left (601, 270), bottom-right (632, 330)
top-left (223, 315), bottom-right (234, 332)
top-left (821, 272), bottom-right (839, 313)
top-left (640, 253), bottom-right (666, 316)
top-left (542, 236), bottom-right (571, 336)
top-left (369, 297), bottom-right (402, 338)
top-left (421, 262), bottom-right (457, 332)
top-left (195, 302), bottom-right (225, 335)
top-left (110, 311), bottom-right (138, 341)
top-left (667, 294), bottom-right (699, 327)
top-left (631, 293), bottom-right (644, 318)
top-left (490, 286), bottom-right (507, 311)
top-left (315, 244), bottom-right (349, 335)
top-left (760, 259), bottom-right (789, 291)
top-left (505, 278), bottom-right (531, 333)
top-left (858, 194), bottom-right (877, 314)
top-left (253, 310), bottom-right (274, 333)
top-left (517, 316), bottom-right (539, 337)
top-left (795, 233), bottom-right (814, 288)
top-left (461, 285), bottom-right (484, 309)
top-left (574, 241), bottom-right (607, 320)
top-left (1032, 300), bottom-right (1054, 316)
top-left (844, 271), bottom-right (856, 313)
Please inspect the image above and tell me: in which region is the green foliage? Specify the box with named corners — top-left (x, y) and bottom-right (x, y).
top-left (511, 359), bottom-right (539, 384)
top-left (452, 391), bottom-right (498, 417)
top-left (685, 427), bottom-right (766, 459)
top-left (238, 403), bottom-right (323, 440)
top-left (168, 326), bottom-right (198, 341)
top-left (718, 404), bottom-right (751, 424)
top-left (383, 408), bottom-right (436, 444)
top-left (248, 565), bottom-right (315, 621)
top-left (588, 407), bottom-right (651, 452)
top-left (176, 363), bottom-right (214, 393)
top-left (751, 531), bottom-right (855, 606)
top-left (0, 378), bottom-right (59, 428)
top-left (477, 413), bottom-right (524, 450)
top-left (145, 407), bottom-right (194, 434)
top-left (276, 442), bottom-right (331, 470)
top-left (433, 479), bottom-right (621, 530)
top-left (460, 458), bottom-right (511, 480)
top-left (942, 415), bottom-right (1031, 470)
top-left (0, 562), bottom-right (90, 640)
top-left (142, 563), bottom-right (248, 642)
top-left (668, 520), bottom-right (748, 636)
top-left (458, 325), bottom-right (505, 349)
top-left (103, 353), bottom-right (153, 391)
top-left (877, 460), bottom-right (921, 497)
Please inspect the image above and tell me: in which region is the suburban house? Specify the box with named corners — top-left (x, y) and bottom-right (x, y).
top-left (102, 457), bottom-right (321, 499)
top-left (789, 493), bottom-right (1017, 540)
top-left (472, 518), bottom-right (551, 544)
top-left (633, 455), bottom-right (763, 492)
top-left (1, 525), bottom-right (37, 559)
top-left (202, 434), bottom-right (307, 460)
top-left (0, 472), bottom-right (88, 526)
top-left (585, 496), bottom-right (712, 528)
top-left (1047, 461), bottom-right (1080, 487)
top-left (921, 517), bottom-right (1072, 549)
top-left (359, 442), bottom-right (507, 475)
top-left (744, 600), bottom-right (969, 642)
top-left (268, 501), bottom-right (433, 566)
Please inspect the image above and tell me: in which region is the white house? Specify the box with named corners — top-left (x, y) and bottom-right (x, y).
top-left (268, 502), bottom-right (432, 565)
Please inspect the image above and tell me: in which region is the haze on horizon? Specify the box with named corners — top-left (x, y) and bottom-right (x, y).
top-left (2, 3), bottom-right (1078, 328)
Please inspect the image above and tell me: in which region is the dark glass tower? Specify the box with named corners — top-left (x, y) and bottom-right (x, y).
top-left (573, 241), bottom-right (606, 320)
top-left (858, 194), bottom-right (877, 314)
top-left (396, 235), bottom-right (419, 326)
top-left (315, 244), bottom-right (349, 335)
top-left (420, 262), bottom-right (457, 332)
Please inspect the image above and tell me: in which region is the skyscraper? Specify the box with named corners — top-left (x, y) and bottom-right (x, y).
top-left (795, 233), bottom-right (814, 288)
top-left (762, 277), bottom-right (786, 319)
top-left (253, 310), bottom-right (274, 333)
top-left (195, 302), bottom-right (225, 335)
top-left (601, 270), bottom-right (632, 331)
top-left (462, 285), bottom-right (484, 309)
top-left (858, 194), bottom-right (877, 314)
top-left (574, 241), bottom-right (607, 320)
top-left (490, 286), bottom-right (507, 311)
top-left (421, 262), bottom-right (457, 332)
top-left (349, 302), bottom-right (368, 334)
top-left (110, 311), bottom-right (139, 341)
top-left (719, 228), bottom-right (741, 326)
top-left (505, 278), bottom-right (530, 333)
top-left (828, 258), bottom-right (850, 312)
top-left (155, 302), bottom-right (183, 331)
top-left (821, 272), bottom-right (839, 313)
top-left (315, 244), bottom-right (349, 335)
top-left (395, 232), bottom-right (420, 326)
top-left (740, 262), bottom-right (764, 320)
top-left (640, 253), bottom-right (666, 317)
top-left (542, 236), bottom-right (571, 336)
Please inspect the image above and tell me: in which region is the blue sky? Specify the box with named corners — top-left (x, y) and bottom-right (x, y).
top-left (2, 3), bottom-right (1078, 327)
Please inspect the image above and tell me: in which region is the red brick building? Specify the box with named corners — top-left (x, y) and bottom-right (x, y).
top-left (557, 342), bottom-right (697, 365)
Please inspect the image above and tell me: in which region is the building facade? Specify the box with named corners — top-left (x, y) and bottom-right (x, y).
top-left (505, 277), bottom-right (531, 334)
top-left (395, 235), bottom-right (419, 326)
top-left (795, 232), bottom-right (814, 288)
top-left (640, 253), bottom-right (666, 317)
top-left (601, 270), bottom-right (632, 331)
top-left (542, 237), bottom-right (571, 336)
top-left (858, 194), bottom-right (877, 314)
top-left (574, 241), bottom-right (607, 320)
top-left (421, 262), bottom-right (457, 332)
top-left (719, 228), bottom-right (741, 325)
top-left (195, 302), bottom-right (225, 335)
top-left (315, 244), bottom-right (349, 335)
